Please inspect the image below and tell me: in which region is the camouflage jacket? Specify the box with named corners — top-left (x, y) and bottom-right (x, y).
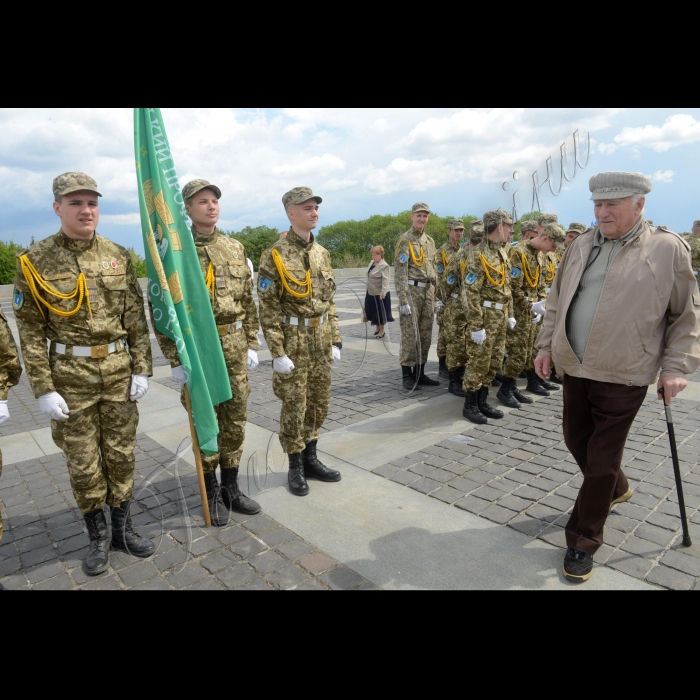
top-left (13, 231), bottom-right (152, 398)
top-left (257, 228), bottom-right (341, 359)
top-left (509, 240), bottom-right (545, 314)
top-left (0, 311), bottom-right (21, 401)
top-left (394, 227), bottom-right (437, 306)
top-left (690, 236), bottom-right (700, 277)
top-left (463, 237), bottom-right (514, 332)
top-left (435, 241), bottom-right (465, 305)
top-left (542, 248), bottom-right (563, 295)
top-left (155, 228), bottom-right (260, 367)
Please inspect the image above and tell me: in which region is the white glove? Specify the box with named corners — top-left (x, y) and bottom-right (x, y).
top-left (471, 329), bottom-right (487, 345)
top-left (0, 401), bottom-right (9, 426)
top-left (400, 305), bottom-right (412, 315)
top-left (435, 301), bottom-right (444, 312)
top-left (531, 300), bottom-right (547, 316)
top-left (532, 314), bottom-right (542, 324)
top-left (332, 346), bottom-right (341, 362)
top-left (247, 349), bottom-right (259, 372)
top-left (130, 375), bottom-right (149, 402)
top-left (172, 365), bottom-right (186, 389)
top-left (39, 392), bottom-right (70, 421)
top-left (508, 318), bottom-right (517, 330)
top-left (273, 356), bottom-right (295, 375)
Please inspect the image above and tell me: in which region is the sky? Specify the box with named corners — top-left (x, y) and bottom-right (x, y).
top-left (1, 107), bottom-right (698, 253)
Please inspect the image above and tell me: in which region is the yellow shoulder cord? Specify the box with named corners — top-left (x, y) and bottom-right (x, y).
top-left (460, 259), bottom-right (466, 277)
top-left (271, 249), bottom-right (312, 299)
top-left (479, 254), bottom-right (506, 287)
top-left (441, 250), bottom-right (449, 268)
top-left (205, 262), bottom-right (216, 300)
top-left (409, 243), bottom-right (425, 267)
top-left (20, 255), bottom-right (92, 322)
top-left (521, 254), bottom-right (540, 288)
top-left (545, 259), bottom-right (555, 282)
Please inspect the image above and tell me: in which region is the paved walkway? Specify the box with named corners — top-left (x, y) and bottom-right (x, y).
top-left (1, 278), bottom-right (698, 590)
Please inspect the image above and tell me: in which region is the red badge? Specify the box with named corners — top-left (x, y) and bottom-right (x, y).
top-left (111, 261), bottom-right (118, 269)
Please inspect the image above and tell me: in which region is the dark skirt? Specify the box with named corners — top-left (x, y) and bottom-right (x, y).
top-left (365, 292), bottom-right (395, 326)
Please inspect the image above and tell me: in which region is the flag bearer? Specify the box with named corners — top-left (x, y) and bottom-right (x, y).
top-left (13, 172), bottom-right (154, 576)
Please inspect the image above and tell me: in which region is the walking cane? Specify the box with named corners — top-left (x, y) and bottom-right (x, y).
top-left (658, 387), bottom-right (692, 547)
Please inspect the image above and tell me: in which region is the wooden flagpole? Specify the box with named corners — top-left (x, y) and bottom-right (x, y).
top-left (184, 386), bottom-right (212, 528)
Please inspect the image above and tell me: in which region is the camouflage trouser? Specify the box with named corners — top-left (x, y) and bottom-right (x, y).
top-left (503, 305), bottom-right (535, 378)
top-left (436, 307), bottom-right (446, 358)
top-left (463, 307), bottom-right (508, 393)
top-left (399, 285), bottom-right (435, 367)
top-left (0, 449), bottom-right (3, 542)
top-left (273, 323), bottom-right (333, 455)
top-left (181, 328), bottom-right (250, 475)
top-left (49, 349), bottom-right (138, 515)
top-left (443, 299), bottom-right (468, 372)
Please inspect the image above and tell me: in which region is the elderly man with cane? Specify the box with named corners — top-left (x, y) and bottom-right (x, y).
top-left (535, 172), bottom-right (700, 583)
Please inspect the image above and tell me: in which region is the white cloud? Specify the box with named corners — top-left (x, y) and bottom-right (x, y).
top-left (652, 169), bottom-right (675, 183)
top-left (358, 158), bottom-right (461, 195)
top-left (613, 114), bottom-right (700, 152)
top-left (598, 142), bottom-right (617, 156)
top-left (100, 213), bottom-right (142, 225)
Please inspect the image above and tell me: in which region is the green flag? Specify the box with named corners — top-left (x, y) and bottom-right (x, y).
top-left (134, 107), bottom-right (232, 455)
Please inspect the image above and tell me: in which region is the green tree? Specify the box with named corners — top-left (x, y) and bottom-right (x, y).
top-left (514, 211), bottom-right (543, 241)
top-left (128, 247), bottom-right (148, 278)
top-left (0, 241), bottom-right (22, 285)
top-left (222, 225), bottom-right (280, 270)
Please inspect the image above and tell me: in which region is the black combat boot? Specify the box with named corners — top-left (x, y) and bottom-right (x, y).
top-left (302, 441), bottom-right (342, 483)
top-left (288, 453), bottom-right (309, 497)
top-left (84, 508), bottom-right (110, 576)
top-left (111, 500), bottom-right (156, 558)
top-left (402, 366), bottom-right (416, 391)
top-left (220, 467), bottom-right (261, 515)
top-left (448, 370), bottom-right (467, 397)
top-left (496, 376), bottom-right (521, 409)
top-left (512, 381), bottom-right (534, 404)
top-left (416, 364), bottom-right (440, 386)
top-left (550, 366), bottom-right (564, 384)
top-left (491, 372), bottom-right (503, 387)
top-left (463, 392), bottom-right (487, 424)
top-left (439, 356), bottom-right (449, 379)
top-left (203, 471), bottom-right (230, 527)
top-left (477, 386), bottom-right (504, 419)
top-left (526, 370), bottom-right (550, 396)
top-left (539, 374), bottom-right (560, 391)
top-left (458, 366), bottom-right (466, 384)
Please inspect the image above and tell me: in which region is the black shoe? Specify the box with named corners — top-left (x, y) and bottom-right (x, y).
top-left (302, 441), bottom-right (342, 483)
top-left (496, 377), bottom-right (521, 409)
top-left (512, 384), bottom-right (534, 404)
top-left (463, 392), bottom-right (487, 424)
top-left (519, 370), bottom-right (527, 379)
top-left (288, 453), bottom-right (309, 497)
top-left (220, 467), bottom-right (261, 515)
top-left (477, 386), bottom-right (504, 419)
top-left (526, 370), bottom-right (550, 396)
top-left (438, 356), bottom-right (449, 379)
top-left (402, 366), bottom-right (416, 391)
top-left (563, 547), bottom-right (593, 582)
top-left (448, 370), bottom-right (467, 398)
top-left (111, 500), bottom-right (156, 558)
top-left (84, 508), bottom-right (110, 576)
top-left (416, 364), bottom-right (440, 387)
top-left (550, 373), bottom-right (564, 385)
top-left (539, 375), bottom-right (560, 391)
top-left (203, 472), bottom-right (231, 527)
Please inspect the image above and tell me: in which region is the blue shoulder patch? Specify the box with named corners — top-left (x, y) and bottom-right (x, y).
top-left (511, 268), bottom-right (521, 278)
top-left (465, 273), bottom-right (478, 285)
top-left (12, 288), bottom-right (23, 311)
top-left (437, 264), bottom-right (445, 274)
top-left (447, 274), bottom-right (456, 285)
top-left (258, 277), bottom-right (272, 293)
top-left (398, 254), bottom-right (409, 264)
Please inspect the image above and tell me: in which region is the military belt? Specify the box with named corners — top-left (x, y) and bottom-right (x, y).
top-left (409, 281), bottom-right (431, 289)
top-left (218, 321), bottom-right (244, 337)
top-left (282, 315), bottom-right (325, 328)
top-left (483, 301), bottom-right (505, 311)
top-left (52, 339), bottom-right (124, 359)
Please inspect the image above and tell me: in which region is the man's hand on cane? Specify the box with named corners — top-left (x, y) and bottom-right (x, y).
top-left (657, 375), bottom-right (688, 405)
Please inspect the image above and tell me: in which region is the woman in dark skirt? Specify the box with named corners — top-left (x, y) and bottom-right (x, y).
top-left (365, 245), bottom-right (394, 339)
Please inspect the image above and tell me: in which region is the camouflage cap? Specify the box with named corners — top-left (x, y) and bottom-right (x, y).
top-left (53, 172), bottom-right (102, 198)
top-left (182, 179), bottom-right (222, 202)
top-left (567, 222), bottom-right (587, 235)
top-left (542, 223), bottom-right (566, 245)
top-left (412, 202), bottom-right (431, 214)
top-left (469, 219), bottom-right (483, 231)
top-left (538, 213), bottom-right (558, 226)
top-left (521, 221), bottom-right (538, 233)
top-left (448, 218), bottom-right (465, 230)
top-left (283, 187), bottom-right (322, 211)
top-left (589, 171), bottom-right (652, 201)
top-left (469, 228), bottom-right (484, 245)
top-left (693, 220), bottom-right (700, 229)
top-left (483, 209), bottom-right (514, 227)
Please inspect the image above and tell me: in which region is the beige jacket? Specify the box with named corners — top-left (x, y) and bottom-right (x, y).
top-left (367, 260), bottom-right (391, 297)
top-left (537, 222), bottom-right (700, 386)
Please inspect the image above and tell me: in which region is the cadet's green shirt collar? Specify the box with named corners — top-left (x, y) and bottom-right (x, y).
top-left (408, 226), bottom-right (426, 238)
top-left (288, 228), bottom-right (315, 251)
top-left (191, 226), bottom-right (220, 245)
top-left (485, 238), bottom-right (502, 251)
top-left (56, 229), bottom-right (97, 251)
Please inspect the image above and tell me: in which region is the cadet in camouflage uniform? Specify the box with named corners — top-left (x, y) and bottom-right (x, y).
top-left (461, 210), bottom-right (517, 424)
top-left (0, 310), bottom-right (22, 551)
top-left (565, 222), bottom-right (587, 248)
top-left (520, 220), bottom-right (538, 242)
top-left (435, 219), bottom-right (469, 396)
top-left (13, 173), bottom-right (153, 576)
top-left (395, 203), bottom-right (439, 390)
top-left (690, 220), bottom-right (700, 284)
top-left (153, 180), bottom-right (261, 526)
top-left (258, 188), bottom-right (342, 498)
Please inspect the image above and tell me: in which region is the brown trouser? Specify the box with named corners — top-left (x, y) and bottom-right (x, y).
top-left (563, 376), bottom-right (647, 555)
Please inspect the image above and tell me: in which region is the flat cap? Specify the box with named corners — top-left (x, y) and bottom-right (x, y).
top-left (412, 202), bottom-right (430, 214)
top-left (483, 209), bottom-right (514, 227)
top-left (448, 218), bottom-right (465, 230)
top-left (542, 223), bottom-right (566, 246)
top-left (283, 187), bottom-right (322, 210)
top-left (538, 213), bottom-right (558, 226)
top-left (53, 172), bottom-right (102, 198)
top-left (693, 220), bottom-right (700, 229)
top-left (589, 171), bottom-right (652, 201)
top-left (521, 221), bottom-right (538, 233)
top-left (567, 223), bottom-right (587, 235)
top-left (182, 179), bottom-right (222, 202)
